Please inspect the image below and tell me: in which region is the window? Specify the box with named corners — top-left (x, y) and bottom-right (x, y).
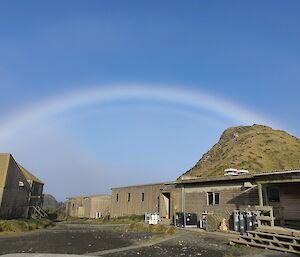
top-left (141, 192), bottom-right (145, 202)
top-left (128, 193), bottom-right (131, 202)
top-left (268, 187), bottom-right (280, 202)
top-left (214, 192), bottom-right (220, 205)
top-left (207, 192), bottom-right (220, 206)
top-left (116, 193), bottom-right (119, 202)
top-left (207, 192), bottom-right (214, 205)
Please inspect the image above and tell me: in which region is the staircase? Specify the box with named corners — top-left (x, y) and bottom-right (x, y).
top-left (231, 206), bottom-right (300, 254)
top-left (231, 226), bottom-right (300, 254)
top-left (30, 205), bottom-right (48, 219)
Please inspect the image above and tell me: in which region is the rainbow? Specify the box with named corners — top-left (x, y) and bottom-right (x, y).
top-left (0, 84), bottom-right (274, 142)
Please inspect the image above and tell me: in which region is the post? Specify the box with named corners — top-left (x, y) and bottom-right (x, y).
top-left (181, 185), bottom-right (185, 212)
top-left (258, 183), bottom-right (263, 207)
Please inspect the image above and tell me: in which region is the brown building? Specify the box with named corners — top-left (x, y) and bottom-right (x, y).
top-left (66, 194), bottom-right (111, 219)
top-left (0, 153), bottom-right (44, 218)
top-left (177, 175), bottom-right (259, 223)
top-left (111, 183), bottom-right (169, 218)
top-left (165, 169), bottom-right (300, 228)
top-left (111, 169), bottom-right (300, 229)
top-left (18, 164), bottom-right (44, 208)
top-left (110, 181), bottom-right (186, 221)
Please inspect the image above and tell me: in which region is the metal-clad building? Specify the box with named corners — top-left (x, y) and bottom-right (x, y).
top-left (66, 194), bottom-right (111, 219)
top-left (110, 182), bottom-right (182, 219)
top-left (0, 153), bottom-right (44, 218)
top-left (177, 169), bottom-right (300, 227)
top-left (111, 169), bottom-right (300, 228)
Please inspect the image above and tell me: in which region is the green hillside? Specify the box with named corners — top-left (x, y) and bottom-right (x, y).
top-left (43, 194), bottom-right (59, 209)
top-left (179, 124), bottom-right (300, 179)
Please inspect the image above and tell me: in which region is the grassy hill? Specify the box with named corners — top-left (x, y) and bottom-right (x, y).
top-left (179, 124), bottom-right (300, 179)
top-left (43, 194), bottom-right (59, 209)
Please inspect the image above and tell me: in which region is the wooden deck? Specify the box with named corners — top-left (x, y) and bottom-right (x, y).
top-left (231, 225), bottom-right (300, 254)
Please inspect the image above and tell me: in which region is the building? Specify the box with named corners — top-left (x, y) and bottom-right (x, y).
top-left (18, 164), bottom-right (44, 208)
top-left (110, 181), bottom-right (185, 219)
top-left (66, 194), bottom-right (111, 219)
top-left (67, 168), bottom-right (300, 253)
top-left (164, 169), bottom-right (300, 228)
top-left (252, 169), bottom-right (300, 227)
top-left (176, 174), bottom-right (260, 225)
top-left (110, 169), bottom-right (300, 229)
top-left (65, 168), bottom-right (300, 230)
top-left (111, 182), bottom-right (170, 217)
top-left (0, 153), bottom-right (44, 218)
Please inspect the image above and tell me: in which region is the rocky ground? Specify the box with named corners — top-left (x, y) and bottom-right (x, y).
top-left (0, 223), bottom-right (294, 257)
top-left (103, 232), bottom-right (292, 257)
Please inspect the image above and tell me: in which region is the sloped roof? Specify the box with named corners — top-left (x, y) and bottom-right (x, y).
top-left (0, 153), bottom-right (32, 190)
top-left (17, 163), bottom-right (44, 184)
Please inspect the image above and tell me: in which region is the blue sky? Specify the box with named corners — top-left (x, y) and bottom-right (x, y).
top-left (0, 1), bottom-right (299, 200)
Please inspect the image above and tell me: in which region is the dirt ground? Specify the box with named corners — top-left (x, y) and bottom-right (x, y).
top-left (103, 232), bottom-right (293, 257)
top-left (0, 223), bottom-right (149, 255)
top-left (0, 223), bottom-right (294, 257)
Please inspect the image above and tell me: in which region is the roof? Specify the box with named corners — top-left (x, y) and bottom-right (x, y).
top-left (67, 194), bottom-right (111, 200)
top-left (111, 181), bottom-right (172, 190)
top-left (0, 153), bottom-right (32, 190)
top-left (110, 169), bottom-right (300, 190)
top-left (177, 168), bottom-right (300, 185)
top-left (0, 153), bottom-right (43, 185)
top-left (17, 163), bottom-right (44, 184)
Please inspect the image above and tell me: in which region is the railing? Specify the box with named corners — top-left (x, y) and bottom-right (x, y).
top-left (30, 205), bottom-right (48, 219)
top-left (255, 206), bottom-right (275, 227)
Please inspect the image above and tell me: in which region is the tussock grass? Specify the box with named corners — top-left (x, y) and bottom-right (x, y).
top-left (0, 219), bottom-right (53, 234)
top-left (64, 215), bottom-right (177, 235)
top-left (128, 222), bottom-right (177, 235)
top-left (65, 214), bottom-right (145, 224)
top-left (45, 208), bottom-right (67, 221)
top-left (103, 215), bottom-right (144, 224)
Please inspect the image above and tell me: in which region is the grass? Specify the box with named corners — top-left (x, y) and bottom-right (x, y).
top-left (102, 215), bottom-right (145, 224)
top-left (64, 214), bottom-right (177, 235)
top-left (65, 214), bottom-right (145, 224)
top-left (44, 208), bottom-right (67, 222)
top-left (0, 219), bottom-right (53, 235)
top-left (181, 124), bottom-right (300, 178)
top-left (128, 222), bottom-right (177, 235)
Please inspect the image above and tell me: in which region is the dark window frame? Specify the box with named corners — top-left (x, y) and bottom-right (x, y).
top-left (207, 192), bottom-right (214, 205)
top-left (128, 193), bottom-right (131, 202)
top-left (267, 186), bottom-right (280, 203)
top-left (207, 192), bottom-right (220, 206)
top-left (141, 192), bottom-right (145, 202)
top-left (214, 192), bottom-right (220, 205)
